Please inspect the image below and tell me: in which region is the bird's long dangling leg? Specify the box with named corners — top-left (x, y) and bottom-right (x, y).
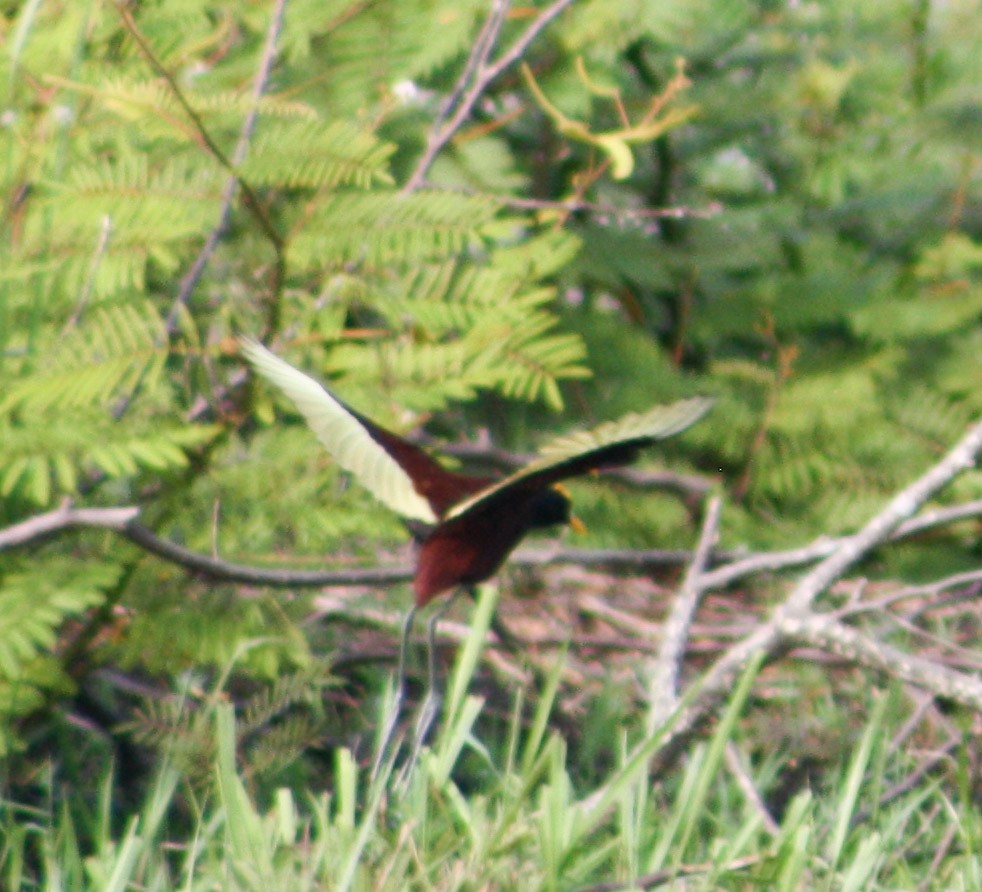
top-left (399, 590), bottom-right (463, 782)
top-left (371, 605), bottom-right (417, 779)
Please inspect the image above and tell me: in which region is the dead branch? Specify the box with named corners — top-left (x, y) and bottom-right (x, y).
top-left (647, 416), bottom-right (982, 772)
top-left (403, 0), bottom-right (576, 191)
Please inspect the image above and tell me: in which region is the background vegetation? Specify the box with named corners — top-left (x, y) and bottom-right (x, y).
top-left (1, 0), bottom-right (981, 888)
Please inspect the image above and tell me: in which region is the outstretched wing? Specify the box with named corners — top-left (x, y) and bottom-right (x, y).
top-left (444, 396), bottom-right (714, 521)
top-left (239, 338), bottom-right (443, 523)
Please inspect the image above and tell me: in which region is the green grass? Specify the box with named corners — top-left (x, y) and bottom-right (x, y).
top-left (1, 593), bottom-right (978, 891)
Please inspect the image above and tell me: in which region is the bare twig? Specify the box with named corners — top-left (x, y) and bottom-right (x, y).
top-left (647, 496), bottom-right (721, 730)
top-left (121, 523), bottom-right (413, 588)
top-left (785, 614), bottom-right (982, 708)
top-left (116, 3), bottom-right (285, 306)
top-left (699, 536), bottom-right (841, 590)
top-left (165, 0), bottom-right (289, 335)
top-left (577, 594), bottom-right (663, 639)
top-left (895, 497), bottom-right (982, 537)
top-left (404, 0), bottom-right (576, 191)
top-left (65, 215), bottom-right (112, 332)
top-left (852, 700), bottom-right (958, 826)
top-left (925, 823), bottom-right (959, 892)
top-left (651, 416), bottom-right (982, 770)
top-left (724, 742), bottom-right (780, 836)
top-left (509, 546), bottom-right (700, 569)
top-left (787, 422), bottom-right (982, 616)
top-left (700, 497), bottom-right (982, 591)
top-left (497, 195), bottom-right (723, 221)
top-left (435, 0), bottom-right (510, 131)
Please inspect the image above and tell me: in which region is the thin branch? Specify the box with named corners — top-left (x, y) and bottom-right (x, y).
top-left (651, 416), bottom-right (982, 771)
top-left (854, 735), bottom-right (959, 826)
top-left (416, 163), bottom-right (722, 222)
top-left (65, 215), bottom-right (112, 332)
top-left (3, 491), bottom-right (981, 592)
top-left (783, 419), bottom-right (982, 617)
top-left (498, 194), bottom-right (724, 221)
top-left (927, 821), bottom-right (959, 885)
top-left (480, 0), bottom-right (577, 94)
top-left (165, 0), bottom-right (289, 335)
top-left (435, 0), bottom-right (510, 130)
top-left (785, 613), bottom-right (982, 708)
top-left (404, 0), bottom-right (576, 191)
top-left (893, 497), bottom-right (982, 539)
top-left (120, 523), bottom-right (412, 588)
top-left (116, 4), bottom-right (285, 302)
top-left (724, 742), bottom-right (780, 836)
top-left (700, 497), bottom-right (982, 591)
top-left (699, 536), bottom-right (840, 590)
top-left (577, 594), bottom-right (663, 639)
top-left (832, 569), bottom-right (982, 641)
top-left (647, 496), bottom-right (721, 730)
top-left (0, 501), bottom-right (140, 549)
top-left (510, 546), bottom-right (702, 569)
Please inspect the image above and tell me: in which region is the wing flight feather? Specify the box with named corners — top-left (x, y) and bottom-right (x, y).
top-left (239, 338), bottom-right (439, 523)
top-left (444, 396), bottom-right (714, 520)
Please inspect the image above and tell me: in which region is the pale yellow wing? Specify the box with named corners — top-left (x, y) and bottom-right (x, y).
top-left (444, 396), bottom-right (714, 520)
top-left (239, 337), bottom-right (439, 523)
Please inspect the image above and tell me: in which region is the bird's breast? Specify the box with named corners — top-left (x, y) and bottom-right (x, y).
top-left (412, 509), bottom-right (533, 606)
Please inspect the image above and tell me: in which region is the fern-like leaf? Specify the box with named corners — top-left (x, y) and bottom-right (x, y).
top-left (0, 560), bottom-right (119, 681)
top-left (288, 191), bottom-right (498, 270)
top-left (241, 120), bottom-right (396, 190)
top-left (2, 301), bottom-right (167, 413)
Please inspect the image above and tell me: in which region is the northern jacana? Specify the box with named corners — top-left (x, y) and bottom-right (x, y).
top-left (239, 337), bottom-right (712, 769)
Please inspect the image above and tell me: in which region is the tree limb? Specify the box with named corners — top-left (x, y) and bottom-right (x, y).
top-left (784, 613), bottom-right (982, 708)
top-left (648, 495), bottom-right (721, 730)
top-left (0, 501), bottom-right (140, 549)
top-left (2, 492), bottom-right (981, 592)
top-left (651, 416), bottom-right (982, 770)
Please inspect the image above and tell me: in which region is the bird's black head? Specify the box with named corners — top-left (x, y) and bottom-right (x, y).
top-left (527, 486), bottom-right (572, 530)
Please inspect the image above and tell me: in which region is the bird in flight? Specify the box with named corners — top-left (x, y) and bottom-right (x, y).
top-left (239, 336), bottom-right (713, 771)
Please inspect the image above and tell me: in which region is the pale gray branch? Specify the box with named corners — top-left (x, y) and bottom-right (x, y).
top-left (647, 496), bottom-right (721, 731)
top-left (0, 501), bottom-right (140, 549)
top-left (700, 497), bottom-right (982, 591)
top-left (651, 416), bottom-right (982, 770)
top-left (784, 614), bottom-right (982, 708)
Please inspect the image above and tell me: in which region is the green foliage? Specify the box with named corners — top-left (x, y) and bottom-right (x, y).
top-left (0, 559), bottom-right (120, 753)
top-left (287, 190), bottom-right (500, 269)
top-left (0, 294), bottom-right (217, 505)
top-left (241, 120), bottom-right (397, 189)
top-left (2, 301), bottom-right (167, 413)
top-left (1, 642), bottom-right (976, 890)
top-left (122, 663), bottom-right (335, 784)
top-left (1, 0), bottom-right (981, 882)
